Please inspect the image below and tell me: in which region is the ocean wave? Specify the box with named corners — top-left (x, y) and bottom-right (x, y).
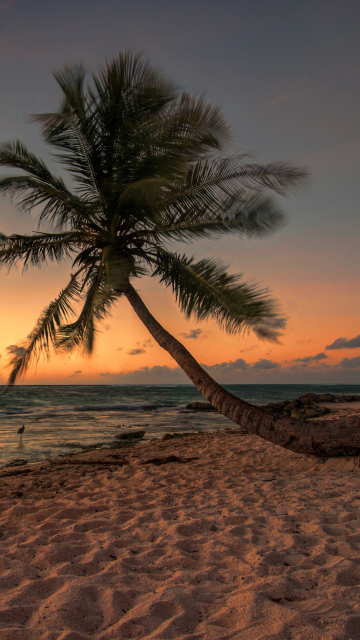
top-left (0, 408), bottom-right (37, 416)
top-left (72, 402), bottom-right (175, 412)
top-left (0, 402), bottom-right (179, 417)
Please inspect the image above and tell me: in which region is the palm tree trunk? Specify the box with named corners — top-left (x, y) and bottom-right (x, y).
top-left (123, 283), bottom-right (360, 457)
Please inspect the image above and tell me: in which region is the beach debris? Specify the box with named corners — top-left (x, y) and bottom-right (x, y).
top-left (142, 455), bottom-right (199, 466)
top-left (60, 442), bottom-right (106, 450)
top-left (4, 458), bottom-right (28, 467)
top-left (54, 458), bottom-right (129, 467)
top-left (114, 423), bottom-right (150, 428)
top-left (114, 430), bottom-right (145, 440)
top-left (0, 467), bottom-right (32, 478)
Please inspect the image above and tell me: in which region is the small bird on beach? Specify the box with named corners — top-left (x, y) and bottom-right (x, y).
top-left (18, 425), bottom-right (25, 436)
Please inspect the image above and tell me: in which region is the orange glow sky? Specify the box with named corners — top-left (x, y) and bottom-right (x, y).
top-left (0, 0), bottom-right (359, 385)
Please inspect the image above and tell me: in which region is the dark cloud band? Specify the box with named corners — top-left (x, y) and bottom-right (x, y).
top-left (326, 334), bottom-right (360, 350)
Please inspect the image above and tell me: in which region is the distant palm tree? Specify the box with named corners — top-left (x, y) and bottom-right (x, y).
top-left (1, 52), bottom-right (355, 456)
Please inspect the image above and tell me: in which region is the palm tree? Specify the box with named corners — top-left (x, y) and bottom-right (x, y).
top-left (1, 53), bottom-right (358, 457)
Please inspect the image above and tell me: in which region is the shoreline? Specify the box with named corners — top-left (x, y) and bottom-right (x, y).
top-left (2, 396), bottom-right (360, 472)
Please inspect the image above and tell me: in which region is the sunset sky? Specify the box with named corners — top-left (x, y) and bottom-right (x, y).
top-left (0, 0), bottom-right (359, 385)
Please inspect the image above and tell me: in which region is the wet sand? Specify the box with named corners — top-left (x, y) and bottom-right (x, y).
top-left (0, 407), bottom-right (360, 639)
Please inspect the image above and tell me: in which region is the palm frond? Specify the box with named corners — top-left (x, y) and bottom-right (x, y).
top-left (158, 157), bottom-right (307, 231)
top-left (0, 141), bottom-right (94, 228)
top-left (56, 246), bottom-right (145, 355)
top-left (163, 92), bottom-right (231, 155)
top-left (31, 111), bottom-right (102, 202)
top-left (53, 63), bottom-right (87, 114)
top-left (56, 265), bottom-right (113, 355)
top-left (0, 231), bottom-right (81, 269)
top-left (0, 140), bottom-right (56, 180)
top-left (142, 191), bottom-right (286, 243)
top-left (6, 274), bottom-right (83, 387)
top-left (153, 249), bottom-right (284, 340)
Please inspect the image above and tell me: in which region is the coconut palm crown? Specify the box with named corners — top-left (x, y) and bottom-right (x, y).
top-left (0, 52), bottom-right (306, 389)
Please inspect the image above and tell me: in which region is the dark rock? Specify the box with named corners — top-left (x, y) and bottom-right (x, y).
top-left (290, 406), bottom-right (330, 420)
top-left (114, 430), bottom-right (145, 440)
top-left (185, 402), bottom-right (218, 412)
top-left (261, 396), bottom-right (331, 420)
top-left (317, 393), bottom-right (337, 402)
top-left (338, 394), bottom-right (360, 403)
top-left (298, 393), bottom-right (319, 405)
top-left (261, 392), bottom-right (360, 419)
top-left (264, 400), bottom-right (289, 414)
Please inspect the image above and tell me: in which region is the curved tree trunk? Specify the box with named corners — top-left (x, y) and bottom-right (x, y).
top-left (123, 283), bottom-right (360, 457)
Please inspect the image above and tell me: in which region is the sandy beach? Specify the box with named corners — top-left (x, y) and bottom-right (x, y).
top-left (1, 405), bottom-right (360, 639)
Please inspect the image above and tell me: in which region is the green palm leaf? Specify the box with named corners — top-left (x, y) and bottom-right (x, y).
top-left (153, 249), bottom-right (284, 340)
top-left (56, 261), bottom-right (119, 355)
top-left (0, 142), bottom-right (94, 228)
top-left (0, 232), bottom-right (81, 268)
top-left (158, 156), bottom-right (306, 227)
top-left (6, 274), bottom-right (83, 387)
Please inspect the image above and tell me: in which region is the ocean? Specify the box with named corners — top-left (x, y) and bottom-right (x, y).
top-left (1, 383), bottom-right (360, 467)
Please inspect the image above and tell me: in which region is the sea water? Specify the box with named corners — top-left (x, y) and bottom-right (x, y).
top-left (1, 384), bottom-right (360, 466)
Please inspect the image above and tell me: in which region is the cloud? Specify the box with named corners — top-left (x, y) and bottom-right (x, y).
top-left (293, 352), bottom-right (328, 363)
top-left (6, 344), bottom-right (27, 358)
top-left (94, 351), bottom-right (360, 384)
top-left (96, 357), bottom-right (286, 385)
top-left (0, 1), bottom-right (15, 8)
top-left (239, 344), bottom-right (257, 353)
top-left (116, 347), bottom-right (123, 351)
top-left (338, 356), bottom-right (360, 369)
top-left (68, 370), bottom-right (82, 377)
top-left (204, 358), bottom-right (250, 374)
top-left (126, 340), bottom-right (153, 355)
top-left (181, 329), bottom-right (202, 340)
top-left (98, 365), bottom-right (187, 384)
top-left (252, 359), bottom-right (279, 370)
top-left (326, 334), bottom-right (360, 350)
top-left (97, 359), bottom-right (251, 385)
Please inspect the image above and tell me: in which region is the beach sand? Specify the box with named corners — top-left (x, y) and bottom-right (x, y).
top-left (1, 407), bottom-right (360, 639)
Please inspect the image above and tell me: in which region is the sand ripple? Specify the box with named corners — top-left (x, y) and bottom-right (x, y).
top-left (0, 430), bottom-right (360, 639)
